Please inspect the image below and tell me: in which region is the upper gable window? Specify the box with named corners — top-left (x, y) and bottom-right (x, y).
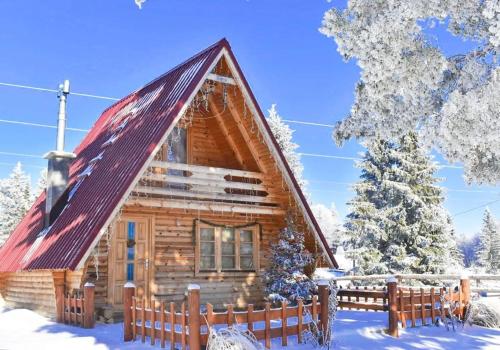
top-left (166, 127), bottom-right (187, 165)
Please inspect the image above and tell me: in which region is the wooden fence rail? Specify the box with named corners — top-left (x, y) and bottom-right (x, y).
top-left (56, 282), bottom-right (95, 329)
top-left (123, 283), bottom-right (329, 350)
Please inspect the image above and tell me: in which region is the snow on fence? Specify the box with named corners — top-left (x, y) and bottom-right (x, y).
top-left (123, 283), bottom-right (330, 350)
top-left (55, 282), bottom-right (95, 329)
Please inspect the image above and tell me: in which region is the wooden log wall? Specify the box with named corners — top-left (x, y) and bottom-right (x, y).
top-left (0, 270), bottom-right (57, 316)
top-left (123, 206), bottom-right (286, 308)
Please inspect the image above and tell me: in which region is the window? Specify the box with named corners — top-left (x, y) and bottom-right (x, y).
top-left (126, 222), bottom-right (136, 281)
top-left (196, 222), bottom-right (259, 273)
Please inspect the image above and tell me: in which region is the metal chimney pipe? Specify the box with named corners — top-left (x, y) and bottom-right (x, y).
top-left (56, 80), bottom-right (70, 152)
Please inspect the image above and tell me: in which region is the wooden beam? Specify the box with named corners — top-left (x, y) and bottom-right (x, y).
top-left (133, 185), bottom-right (276, 204)
top-left (206, 73), bottom-right (236, 85)
top-left (127, 197), bottom-right (285, 215)
top-left (224, 93), bottom-right (266, 173)
top-left (141, 173), bottom-right (267, 192)
top-left (208, 97), bottom-right (247, 169)
top-left (149, 161), bottom-right (265, 180)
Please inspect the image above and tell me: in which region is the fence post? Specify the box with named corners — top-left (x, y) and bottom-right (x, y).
top-left (460, 276), bottom-right (471, 318)
top-left (83, 282), bottom-right (95, 328)
top-left (318, 280), bottom-right (330, 344)
top-left (188, 284), bottom-right (201, 350)
top-left (387, 276), bottom-right (399, 337)
top-left (123, 282), bottom-right (136, 342)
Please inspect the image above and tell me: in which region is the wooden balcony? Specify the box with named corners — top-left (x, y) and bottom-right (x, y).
top-left (128, 161), bottom-right (284, 215)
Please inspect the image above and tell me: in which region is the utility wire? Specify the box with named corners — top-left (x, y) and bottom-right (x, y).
top-left (0, 82), bottom-right (119, 101)
top-left (0, 118), bottom-right (88, 132)
top-left (452, 198), bottom-right (500, 217)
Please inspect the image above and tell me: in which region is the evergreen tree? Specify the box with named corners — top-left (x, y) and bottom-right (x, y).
top-left (477, 208), bottom-right (500, 273)
top-left (0, 163), bottom-right (33, 246)
top-left (345, 134), bottom-right (460, 275)
top-left (36, 168), bottom-right (48, 197)
top-left (311, 203), bottom-right (344, 249)
top-left (263, 219), bottom-right (315, 303)
top-left (267, 104), bottom-right (307, 191)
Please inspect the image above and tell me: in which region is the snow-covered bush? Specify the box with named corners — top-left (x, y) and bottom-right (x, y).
top-left (206, 326), bottom-right (263, 350)
top-left (263, 219), bottom-right (315, 304)
top-left (465, 299), bottom-right (500, 329)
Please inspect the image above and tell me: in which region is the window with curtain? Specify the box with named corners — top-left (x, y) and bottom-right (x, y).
top-left (196, 222), bottom-right (259, 273)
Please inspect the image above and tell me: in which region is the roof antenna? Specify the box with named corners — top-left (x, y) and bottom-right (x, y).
top-left (43, 80), bottom-right (76, 227)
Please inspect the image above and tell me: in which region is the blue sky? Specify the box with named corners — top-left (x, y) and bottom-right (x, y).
top-left (0, 0), bottom-right (498, 237)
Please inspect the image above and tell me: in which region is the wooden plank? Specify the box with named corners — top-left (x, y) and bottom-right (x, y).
top-left (265, 303), bottom-right (271, 349)
top-left (141, 298), bottom-right (146, 343)
top-left (420, 288), bottom-right (426, 326)
top-left (134, 185), bottom-right (276, 204)
top-left (160, 302), bottom-right (166, 348)
top-left (227, 304), bottom-right (234, 327)
top-left (430, 288), bottom-right (436, 324)
top-left (149, 161), bottom-right (265, 180)
top-left (399, 288), bottom-right (406, 328)
top-left (312, 295), bottom-right (318, 322)
top-left (282, 300), bottom-right (287, 346)
top-left (141, 173), bottom-right (266, 192)
top-left (170, 303), bottom-right (175, 350)
top-left (410, 290), bottom-right (416, 327)
top-left (128, 197), bottom-right (285, 215)
top-left (181, 303), bottom-right (186, 350)
top-left (247, 304), bottom-right (254, 334)
top-left (297, 299), bottom-right (303, 344)
top-left (151, 299), bottom-right (156, 346)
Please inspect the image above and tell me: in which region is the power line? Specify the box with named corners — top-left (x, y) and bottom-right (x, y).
top-left (0, 162), bottom-right (45, 169)
top-left (452, 198), bottom-right (500, 217)
top-left (0, 151), bottom-right (42, 158)
top-left (0, 82), bottom-right (119, 101)
top-left (0, 118), bottom-right (88, 132)
top-left (283, 119), bottom-right (335, 128)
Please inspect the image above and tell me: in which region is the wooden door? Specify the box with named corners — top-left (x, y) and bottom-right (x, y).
top-left (109, 217), bottom-right (151, 306)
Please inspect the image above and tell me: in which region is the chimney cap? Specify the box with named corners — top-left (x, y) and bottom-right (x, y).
top-left (43, 150), bottom-right (76, 160)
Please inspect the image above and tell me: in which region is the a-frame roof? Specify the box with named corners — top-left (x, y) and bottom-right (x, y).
top-left (0, 39), bottom-right (337, 272)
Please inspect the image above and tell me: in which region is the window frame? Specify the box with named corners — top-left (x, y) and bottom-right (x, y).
top-left (195, 221), bottom-right (260, 274)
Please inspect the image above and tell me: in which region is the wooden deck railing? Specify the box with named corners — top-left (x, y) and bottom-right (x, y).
top-left (337, 286), bottom-right (387, 311)
top-left (123, 283), bottom-right (330, 350)
top-left (56, 282), bottom-right (95, 328)
top-left (130, 161), bottom-right (284, 215)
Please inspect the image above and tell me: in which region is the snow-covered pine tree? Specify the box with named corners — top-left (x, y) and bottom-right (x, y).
top-left (36, 168), bottom-right (47, 197)
top-left (311, 203), bottom-right (344, 250)
top-left (267, 104), bottom-right (307, 191)
top-left (345, 133), bottom-right (460, 274)
top-left (383, 133), bottom-right (459, 274)
top-left (343, 139), bottom-right (394, 275)
top-left (263, 218), bottom-right (315, 303)
top-left (476, 208), bottom-right (500, 273)
top-left (0, 162), bottom-right (33, 246)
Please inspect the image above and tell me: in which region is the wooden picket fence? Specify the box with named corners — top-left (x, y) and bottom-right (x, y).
top-left (123, 283), bottom-right (331, 350)
top-left (55, 282), bottom-right (95, 328)
top-left (332, 278), bottom-right (471, 337)
top-left (337, 286), bottom-right (387, 311)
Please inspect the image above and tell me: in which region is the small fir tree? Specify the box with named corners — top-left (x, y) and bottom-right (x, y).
top-left (36, 168), bottom-right (48, 197)
top-left (264, 219), bottom-right (315, 303)
top-left (477, 208), bottom-right (500, 273)
top-left (0, 163), bottom-right (33, 246)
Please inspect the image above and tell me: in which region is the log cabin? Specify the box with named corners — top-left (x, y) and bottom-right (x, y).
top-left (0, 39), bottom-right (337, 322)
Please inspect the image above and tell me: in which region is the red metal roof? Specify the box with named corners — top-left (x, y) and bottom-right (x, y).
top-left (0, 39), bottom-right (337, 272)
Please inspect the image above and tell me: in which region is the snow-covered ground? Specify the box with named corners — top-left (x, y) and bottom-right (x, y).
top-left (1, 307), bottom-right (500, 349)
